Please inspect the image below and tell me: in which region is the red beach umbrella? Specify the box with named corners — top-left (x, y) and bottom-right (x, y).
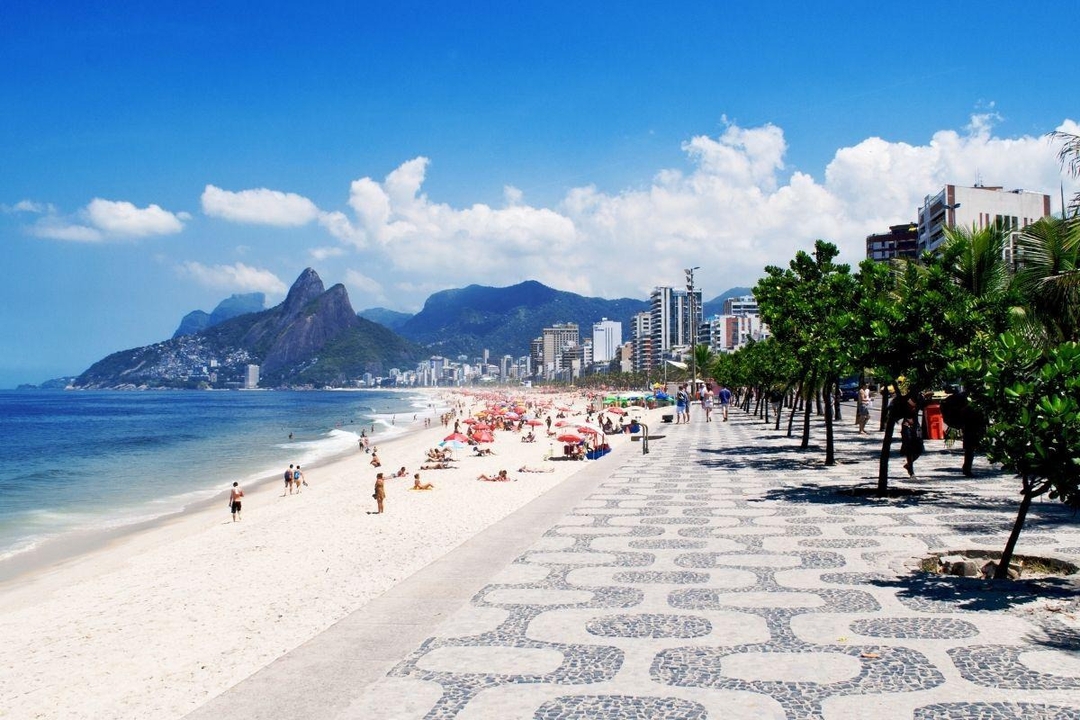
top-left (473, 430), bottom-right (495, 443)
top-left (443, 432), bottom-right (471, 443)
top-left (525, 419), bottom-right (544, 427)
top-left (462, 418), bottom-right (478, 425)
top-left (556, 433), bottom-right (583, 444)
top-left (577, 425), bottom-right (602, 435)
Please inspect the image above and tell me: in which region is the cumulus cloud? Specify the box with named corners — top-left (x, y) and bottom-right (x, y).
top-left (23, 198), bottom-right (185, 242)
top-left (1, 199), bottom-right (54, 214)
top-left (84, 199), bottom-right (185, 237)
top-left (200, 112), bottom-right (1079, 309)
top-left (177, 261), bottom-right (288, 295)
top-left (201, 185), bottom-right (320, 226)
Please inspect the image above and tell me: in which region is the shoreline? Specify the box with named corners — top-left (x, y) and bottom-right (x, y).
top-left (0, 388), bottom-right (448, 585)
top-left (0, 387), bottom-right (648, 720)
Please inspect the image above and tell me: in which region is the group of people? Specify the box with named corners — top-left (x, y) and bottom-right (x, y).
top-left (283, 463), bottom-right (307, 495)
top-left (674, 383), bottom-right (731, 424)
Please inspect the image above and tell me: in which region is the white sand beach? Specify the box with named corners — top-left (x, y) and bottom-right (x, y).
top-left (0, 388), bottom-right (656, 720)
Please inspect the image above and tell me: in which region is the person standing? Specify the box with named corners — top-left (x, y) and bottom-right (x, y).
top-left (675, 385), bottom-right (687, 424)
top-left (856, 383), bottom-right (872, 434)
top-left (702, 387), bottom-right (715, 422)
top-left (294, 465), bottom-right (305, 492)
top-left (372, 472), bottom-right (386, 513)
top-left (229, 482), bottom-right (244, 521)
top-left (718, 384), bottom-right (732, 421)
top-left (284, 464), bottom-right (294, 496)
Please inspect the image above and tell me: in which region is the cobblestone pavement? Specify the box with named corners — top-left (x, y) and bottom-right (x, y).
top-left (353, 409), bottom-right (1080, 720)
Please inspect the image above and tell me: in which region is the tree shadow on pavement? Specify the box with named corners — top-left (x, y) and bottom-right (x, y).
top-left (868, 571), bottom-right (1079, 613)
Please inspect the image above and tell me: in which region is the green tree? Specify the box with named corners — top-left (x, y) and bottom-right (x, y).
top-left (952, 334), bottom-right (1080, 578)
top-left (755, 240), bottom-right (858, 464)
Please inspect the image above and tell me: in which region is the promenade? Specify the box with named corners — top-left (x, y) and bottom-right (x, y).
top-left (189, 406), bottom-right (1080, 720)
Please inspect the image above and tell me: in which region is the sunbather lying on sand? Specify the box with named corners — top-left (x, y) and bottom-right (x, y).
top-left (421, 462), bottom-right (456, 470)
top-left (477, 470), bottom-right (513, 482)
top-left (518, 465), bottom-right (554, 473)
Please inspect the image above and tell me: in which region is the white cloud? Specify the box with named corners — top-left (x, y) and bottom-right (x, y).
top-left (29, 219), bottom-right (103, 242)
top-left (177, 262), bottom-right (288, 295)
top-left (201, 185), bottom-right (320, 226)
top-left (309, 246), bottom-right (346, 261)
top-left (345, 269), bottom-right (385, 302)
top-left (23, 198), bottom-right (185, 242)
top-left (84, 198), bottom-right (184, 237)
top-left (1, 199), bottom-right (54, 214)
top-left (196, 112), bottom-right (1080, 310)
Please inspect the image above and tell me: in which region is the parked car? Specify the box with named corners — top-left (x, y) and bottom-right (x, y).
top-left (838, 380), bottom-right (860, 401)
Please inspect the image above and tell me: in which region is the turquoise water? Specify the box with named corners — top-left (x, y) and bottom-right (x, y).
top-left (0, 389), bottom-right (438, 562)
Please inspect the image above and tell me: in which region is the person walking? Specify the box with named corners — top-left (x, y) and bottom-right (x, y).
top-left (718, 384), bottom-right (732, 421)
top-left (228, 482), bottom-right (244, 522)
top-left (284, 464), bottom-right (294, 496)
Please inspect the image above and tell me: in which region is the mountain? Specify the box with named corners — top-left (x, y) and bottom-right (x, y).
top-left (173, 292), bottom-right (265, 338)
top-left (702, 286), bottom-right (753, 317)
top-left (396, 280), bottom-right (648, 358)
top-left (357, 307), bottom-right (413, 333)
top-left (75, 269), bottom-right (421, 389)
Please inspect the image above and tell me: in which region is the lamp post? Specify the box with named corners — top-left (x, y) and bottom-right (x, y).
top-left (685, 266), bottom-right (699, 397)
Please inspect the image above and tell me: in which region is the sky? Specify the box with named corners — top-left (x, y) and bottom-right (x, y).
top-left (1, 1), bottom-right (1076, 387)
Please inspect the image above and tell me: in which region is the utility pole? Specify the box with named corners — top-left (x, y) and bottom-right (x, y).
top-left (685, 266), bottom-right (699, 397)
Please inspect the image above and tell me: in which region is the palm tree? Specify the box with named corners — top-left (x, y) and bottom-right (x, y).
top-left (939, 223), bottom-right (1009, 300)
top-left (1014, 216), bottom-right (1080, 343)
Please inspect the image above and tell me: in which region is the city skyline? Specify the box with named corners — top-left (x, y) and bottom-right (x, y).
top-left (1, 1), bottom-right (1076, 387)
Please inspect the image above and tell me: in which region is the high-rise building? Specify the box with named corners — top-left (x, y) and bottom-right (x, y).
top-left (591, 318), bottom-right (622, 363)
top-left (650, 286), bottom-right (702, 354)
top-left (243, 364), bottom-right (259, 389)
top-left (722, 294), bottom-right (759, 316)
top-left (541, 323), bottom-right (579, 380)
top-left (917, 185), bottom-right (1051, 262)
top-left (866, 223), bottom-right (919, 261)
top-left (631, 311), bottom-right (653, 373)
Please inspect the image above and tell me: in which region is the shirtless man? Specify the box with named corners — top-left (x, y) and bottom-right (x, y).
top-left (229, 482), bottom-right (244, 521)
top-left (284, 464), bottom-right (294, 496)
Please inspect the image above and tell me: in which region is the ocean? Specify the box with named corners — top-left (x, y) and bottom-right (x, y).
top-left (0, 388), bottom-right (440, 570)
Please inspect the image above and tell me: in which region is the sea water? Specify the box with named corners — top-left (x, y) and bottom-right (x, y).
top-left (0, 389), bottom-right (440, 566)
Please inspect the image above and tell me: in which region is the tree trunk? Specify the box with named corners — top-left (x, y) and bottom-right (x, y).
top-left (834, 388), bottom-right (842, 421)
top-left (824, 377), bottom-right (836, 465)
top-left (996, 477), bottom-right (1046, 579)
top-left (801, 373), bottom-right (815, 450)
top-left (787, 381), bottom-right (801, 437)
top-left (877, 402), bottom-right (900, 496)
top-left (878, 390), bottom-right (890, 431)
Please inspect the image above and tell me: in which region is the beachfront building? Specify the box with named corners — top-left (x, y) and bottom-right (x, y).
top-left (650, 286), bottom-right (702, 356)
top-left (703, 314), bottom-right (768, 353)
top-left (866, 223), bottom-right (919, 261)
top-left (592, 318), bottom-right (622, 363)
top-left (630, 311), bottom-right (654, 373)
top-left (722, 294), bottom-right (759, 317)
top-left (243, 364), bottom-right (259, 389)
top-left (917, 184), bottom-right (1052, 264)
top-left (539, 322), bottom-right (579, 381)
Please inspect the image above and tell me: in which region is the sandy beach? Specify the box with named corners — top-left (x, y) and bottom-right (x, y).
top-left (0, 388), bottom-right (655, 720)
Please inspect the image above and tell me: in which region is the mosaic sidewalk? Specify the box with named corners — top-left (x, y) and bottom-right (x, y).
top-left (193, 409), bottom-right (1080, 720)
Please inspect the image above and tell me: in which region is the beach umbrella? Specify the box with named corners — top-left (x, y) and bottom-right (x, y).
top-left (439, 440), bottom-right (468, 450)
top-left (526, 419), bottom-right (544, 426)
top-left (462, 417), bottom-right (478, 425)
top-left (556, 433), bottom-right (584, 444)
top-left (472, 430), bottom-right (495, 443)
top-left (443, 432), bottom-right (471, 443)
top-left (577, 424), bottom-right (603, 435)
top-left (605, 407), bottom-right (627, 416)
top-left (554, 419), bottom-right (573, 427)
top-left (473, 423), bottom-right (492, 431)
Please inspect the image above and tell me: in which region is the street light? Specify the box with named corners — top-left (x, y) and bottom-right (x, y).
top-left (685, 266), bottom-right (700, 398)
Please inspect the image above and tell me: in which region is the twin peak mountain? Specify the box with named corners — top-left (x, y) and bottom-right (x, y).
top-left (74, 268), bottom-right (659, 389)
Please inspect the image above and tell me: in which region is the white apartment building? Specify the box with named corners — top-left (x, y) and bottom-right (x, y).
top-left (917, 184), bottom-right (1052, 262)
top-left (592, 318), bottom-right (622, 363)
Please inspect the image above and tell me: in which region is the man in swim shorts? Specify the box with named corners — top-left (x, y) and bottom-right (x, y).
top-left (229, 481), bottom-right (244, 521)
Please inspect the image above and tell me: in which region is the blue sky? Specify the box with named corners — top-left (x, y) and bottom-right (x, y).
top-left (1, 1), bottom-right (1076, 387)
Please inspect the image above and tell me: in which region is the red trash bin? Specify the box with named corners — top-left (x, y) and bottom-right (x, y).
top-left (924, 403), bottom-right (945, 440)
